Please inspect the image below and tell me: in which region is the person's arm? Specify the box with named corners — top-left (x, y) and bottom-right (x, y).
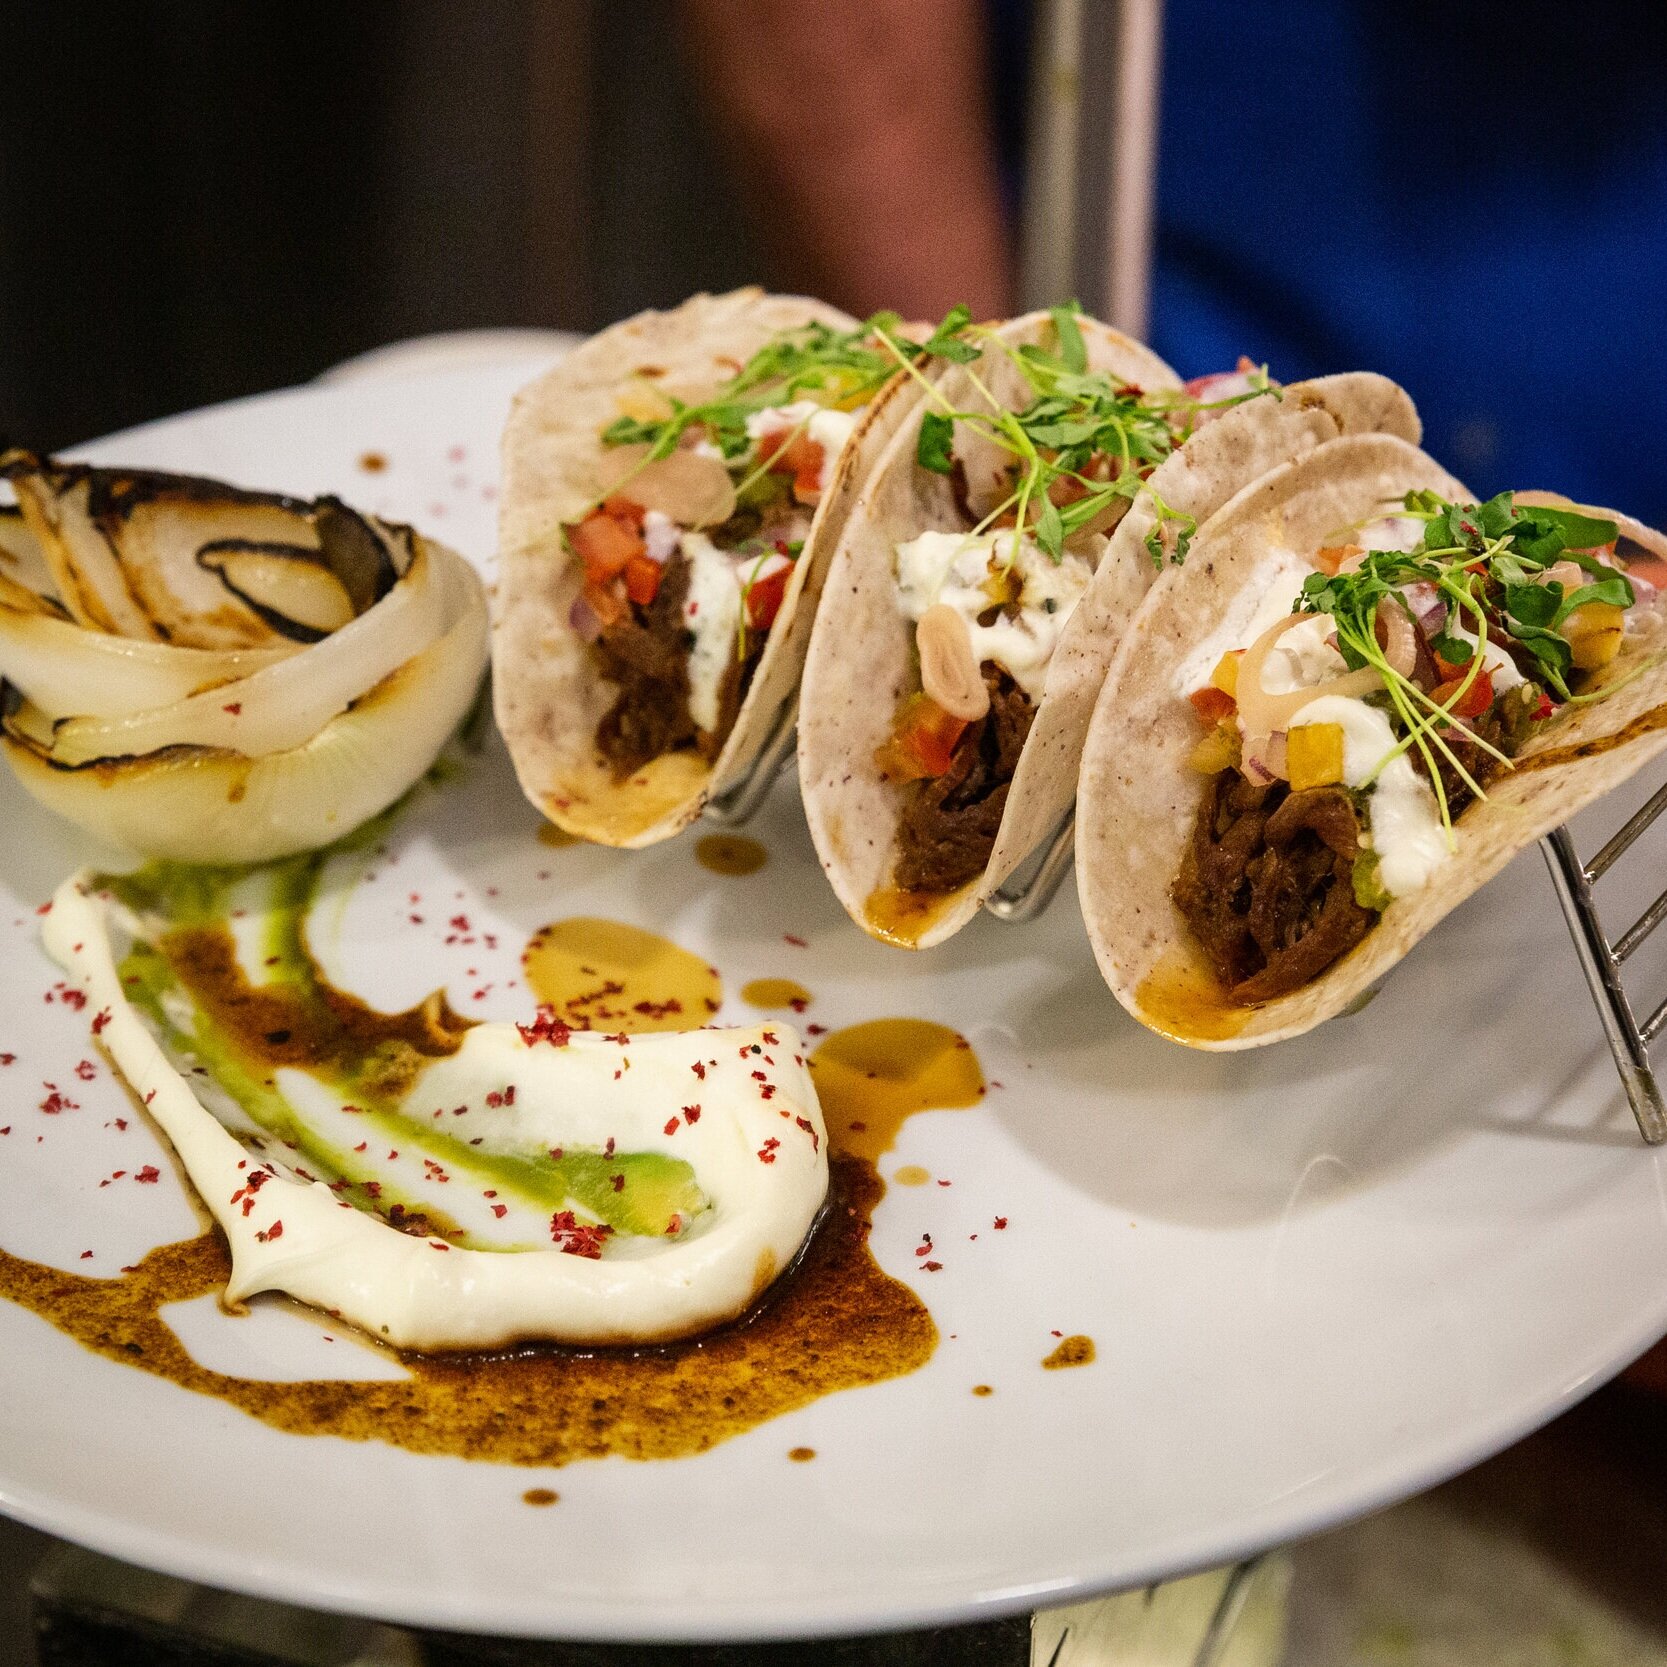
top-left (678, 0), bottom-right (1014, 321)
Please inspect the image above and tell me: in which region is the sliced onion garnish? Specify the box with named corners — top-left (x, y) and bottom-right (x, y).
top-left (0, 505), bottom-right (55, 596)
top-left (568, 594), bottom-right (604, 643)
top-left (46, 539), bottom-right (449, 766)
top-left (0, 452), bottom-right (487, 862)
top-left (1376, 597), bottom-right (1418, 680)
top-left (2, 451), bottom-right (405, 650)
top-left (1236, 613), bottom-right (1382, 742)
top-left (593, 444), bottom-right (736, 528)
top-left (0, 603), bottom-right (297, 719)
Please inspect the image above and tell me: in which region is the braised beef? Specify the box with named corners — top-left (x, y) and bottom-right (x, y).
top-left (1172, 775), bottom-right (1373, 1003)
top-left (593, 552), bottom-right (697, 778)
top-left (893, 664), bottom-right (1035, 893)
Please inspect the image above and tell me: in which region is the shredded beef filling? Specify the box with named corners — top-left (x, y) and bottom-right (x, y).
top-left (592, 551), bottom-right (767, 778)
top-left (593, 553), bottom-right (698, 778)
top-left (894, 664), bottom-right (1035, 894)
top-left (1172, 774), bottom-right (1373, 1003)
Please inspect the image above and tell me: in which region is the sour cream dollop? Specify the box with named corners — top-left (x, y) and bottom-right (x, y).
top-left (895, 529), bottom-right (1092, 700)
top-left (44, 875), bottom-right (828, 1352)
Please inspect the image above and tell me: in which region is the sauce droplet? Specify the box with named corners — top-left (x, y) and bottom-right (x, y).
top-left (787, 1446), bottom-right (816, 1463)
top-left (808, 1020), bottom-right (983, 1165)
top-left (522, 1488), bottom-right (559, 1506)
top-left (538, 823), bottom-right (581, 848)
top-left (523, 918), bottom-right (721, 1032)
top-left (695, 834), bottom-right (768, 876)
top-left (972, 1384), bottom-right (994, 1397)
top-left (1042, 1335), bottom-right (1095, 1370)
top-left (358, 451), bottom-right (387, 473)
top-left (862, 884), bottom-right (968, 948)
top-left (892, 1165), bottom-right (930, 1187)
top-left (739, 977), bottom-right (811, 1012)
top-left (1133, 950), bottom-right (1252, 1043)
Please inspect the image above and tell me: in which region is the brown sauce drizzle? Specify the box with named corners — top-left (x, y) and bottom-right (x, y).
top-left (694, 834), bottom-right (768, 876)
top-left (0, 1153), bottom-right (930, 1467)
top-left (1042, 1335), bottom-right (1095, 1370)
top-left (522, 917), bottom-right (721, 1033)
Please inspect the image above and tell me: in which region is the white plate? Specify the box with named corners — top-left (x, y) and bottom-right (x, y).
top-left (2, 368), bottom-right (1665, 1644)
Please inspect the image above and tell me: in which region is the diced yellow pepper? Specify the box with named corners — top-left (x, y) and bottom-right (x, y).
top-left (1210, 650), bottom-right (1241, 698)
top-left (1188, 722), bottom-right (1240, 775)
top-left (1562, 601), bottom-right (1625, 672)
top-left (1288, 723), bottom-right (1346, 790)
top-left (615, 380), bottom-right (675, 424)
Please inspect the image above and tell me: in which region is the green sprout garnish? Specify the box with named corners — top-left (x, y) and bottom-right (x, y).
top-left (887, 300), bottom-right (1275, 565)
top-left (1296, 490), bottom-right (1631, 840)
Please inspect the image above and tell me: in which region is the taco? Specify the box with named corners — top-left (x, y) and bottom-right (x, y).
top-left (495, 288), bottom-right (949, 846)
top-left (1077, 431), bottom-right (1667, 1048)
top-left (797, 303), bottom-right (1419, 947)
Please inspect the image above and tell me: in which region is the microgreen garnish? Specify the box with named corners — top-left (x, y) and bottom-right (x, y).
top-left (601, 312), bottom-right (964, 466)
top-left (891, 299), bottom-right (1275, 563)
top-left (1296, 489), bottom-right (1632, 839)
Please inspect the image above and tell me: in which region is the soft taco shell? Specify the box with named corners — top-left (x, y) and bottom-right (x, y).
top-left (798, 313), bottom-right (1418, 947)
top-left (797, 310), bottom-right (1178, 946)
top-left (495, 288), bottom-right (923, 847)
top-left (1077, 431), bottom-right (1667, 1049)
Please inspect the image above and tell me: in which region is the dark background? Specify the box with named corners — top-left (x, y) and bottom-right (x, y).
top-left (2, 1), bottom-right (1665, 522)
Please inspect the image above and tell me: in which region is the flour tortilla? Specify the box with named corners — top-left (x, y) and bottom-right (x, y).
top-left (1077, 431), bottom-right (1667, 1048)
top-left (495, 288), bottom-right (923, 847)
top-left (798, 310), bottom-right (1419, 947)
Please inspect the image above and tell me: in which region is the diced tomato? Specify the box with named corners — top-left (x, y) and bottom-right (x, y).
top-left (744, 563), bottom-right (792, 632)
top-left (583, 578), bottom-right (629, 629)
top-left (1188, 685), bottom-right (1237, 723)
top-left (569, 508), bottom-right (645, 586)
top-left (1530, 689), bottom-right (1556, 722)
top-left (622, 555), bottom-right (663, 606)
top-left (1431, 666), bottom-right (1494, 719)
top-left (761, 429), bottom-right (826, 504)
top-left (874, 694), bottom-right (969, 781)
top-left (601, 495), bottom-right (645, 526)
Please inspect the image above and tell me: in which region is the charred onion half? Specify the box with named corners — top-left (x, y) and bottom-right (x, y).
top-left (0, 451), bottom-right (488, 862)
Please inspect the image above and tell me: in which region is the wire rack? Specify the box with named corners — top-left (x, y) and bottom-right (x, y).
top-left (706, 734), bottom-right (1667, 1145)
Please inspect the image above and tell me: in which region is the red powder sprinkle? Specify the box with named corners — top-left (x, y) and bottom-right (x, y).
top-left (549, 1147), bottom-right (563, 1161)
top-left (409, 914), bottom-right (424, 925)
top-left (39, 1088), bottom-right (76, 1115)
top-left (90, 1007), bottom-right (111, 1035)
top-left (610, 1173), bottom-right (625, 1192)
top-left (428, 1241), bottom-right (451, 1252)
top-left (784, 934), bottom-right (808, 947)
top-left (794, 1115), bottom-right (819, 1151)
top-left (353, 1141), bottom-right (367, 1153)
top-left (0, 1128), bottom-right (10, 1137)
top-left (449, 914), bottom-right (470, 931)
top-left (663, 1117), bottom-right (680, 1136)
top-left (61, 989), bottom-right (87, 1012)
top-left (491, 1204), bottom-right (508, 1219)
top-left (74, 1060), bottom-right (96, 1081)
top-left (603, 1137), bottom-right (615, 1157)
top-left (549, 1211), bottom-right (613, 1259)
top-left (517, 1009), bottom-right (573, 1048)
top-left (222, 701), bottom-right (242, 715)
top-left (923, 1261), bottom-right (942, 1272)
top-left (914, 1235), bottom-right (934, 1258)
top-left (0, 1054), bottom-right (14, 1066)
top-left (485, 1090), bottom-right (504, 1108)
top-left (993, 1216), bottom-right (1008, 1230)
top-left (116, 1117), bottom-right (129, 1129)
top-left (806, 1023), bottom-right (827, 1036)
top-left (692, 1062), bottom-right (707, 1080)
top-left (256, 1220), bottom-right (284, 1243)
top-left (135, 1165), bottom-right (160, 1183)
top-left (504, 1086), bottom-right (516, 1105)
top-left (80, 1250), bottom-right (93, 1260)
top-left (387, 1150), bottom-right (399, 1160)
top-left (682, 1104), bottom-right (701, 1124)
top-left (1050, 1329), bottom-right (1062, 1338)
